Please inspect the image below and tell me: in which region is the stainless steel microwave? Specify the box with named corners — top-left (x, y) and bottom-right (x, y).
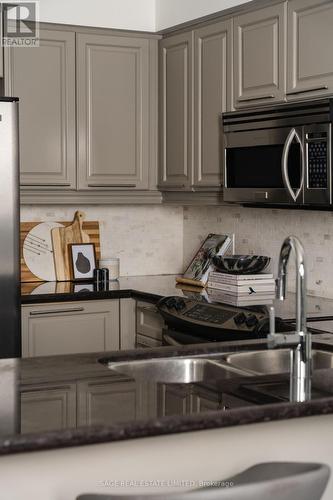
top-left (222, 99), bottom-right (333, 206)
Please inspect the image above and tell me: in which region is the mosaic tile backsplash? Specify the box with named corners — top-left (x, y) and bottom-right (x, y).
top-left (21, 205), bottom-right (184, 277)
top-left (21, 203), bottom-right (333, 299)
top-left (183, 205), bottom-right (333, 299)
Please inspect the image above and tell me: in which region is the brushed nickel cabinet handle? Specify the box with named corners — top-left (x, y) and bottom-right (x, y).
top-left (238, 94), bottom-right (275, 102)
top-left (30, 307), bottom-right (85, 316)
top-left (87, 183), bottom-right (137, 188)
top-left (22, 183), bottom-right (72, 187)
top-left (286, 85), bottom-right (328, 96)
top-left (158, 184), bottom-right (186, 188)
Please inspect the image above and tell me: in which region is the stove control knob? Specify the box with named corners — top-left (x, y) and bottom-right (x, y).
top-left (234, 313), bottom-right (246, 326)
top-left (174, 298), bottom-right (186, 311)
top-left (165, 298), bottom-right (177, 310)
top-left (245, 314), bottom-right (259, 328)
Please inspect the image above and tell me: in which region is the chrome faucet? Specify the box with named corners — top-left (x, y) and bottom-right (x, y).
top-left (268, 236), bottom-right (311, 402)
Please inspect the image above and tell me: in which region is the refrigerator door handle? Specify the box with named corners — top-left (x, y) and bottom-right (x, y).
top-left (282, 128), bottom-right (304, 203)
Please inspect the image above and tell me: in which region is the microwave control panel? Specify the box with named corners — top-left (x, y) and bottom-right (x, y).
top-left (306, 132), bottom-right (328, 189)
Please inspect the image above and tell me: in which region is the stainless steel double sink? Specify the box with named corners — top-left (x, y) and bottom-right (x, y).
top-left (106, 349), bottom-right (333, 384)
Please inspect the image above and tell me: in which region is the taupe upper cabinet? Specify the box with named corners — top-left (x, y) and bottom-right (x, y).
top-left (287, 0), bottom-right (333, 100)
top-left (159, 32), bottom-right (193, 190)
top-left (233, 3), bottom-right (286, 108)
top-left (5, 29), bottom-right (76, 189)
top-left (193, 20), bottom-right (232, 189)
top-left (77, 33), bottom-right (150, 190)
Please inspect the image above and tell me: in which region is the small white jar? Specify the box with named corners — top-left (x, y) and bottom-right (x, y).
top-left (99, 257), bottom-right (120, 281)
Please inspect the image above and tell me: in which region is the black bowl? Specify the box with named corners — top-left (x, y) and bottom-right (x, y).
top-left (212, 255), bottom-right (271, 275)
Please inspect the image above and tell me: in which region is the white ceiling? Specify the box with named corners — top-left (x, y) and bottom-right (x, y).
top-left (38, 0), bottom-right (251, 32)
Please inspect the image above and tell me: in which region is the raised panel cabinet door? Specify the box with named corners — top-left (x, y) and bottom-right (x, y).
top-left (287, 0), bottom-right (333, 100)
top-left (21, 384), bottom-right (76, 433)
top-left (191, 388), bottom-right (222, 413)
top-left (77, 378), bottom-right (145, 426)
top-left (159, 32), bottom-right (193, 190)
top-left (194, 20), bottom-right (232, 189)
top-left (77, 33), bottom-right (150, 190)
top-left (21, 300), bottom-right (120, 357)
top-left (157, 384), bottom-right (191, 417)
top-left (5, 29), bottom-right (76, 189)
top-left (233, 3), bottom-right (286, 108)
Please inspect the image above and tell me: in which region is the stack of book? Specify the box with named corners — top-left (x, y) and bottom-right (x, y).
top-left (207, 271), bottom-right (276, 306)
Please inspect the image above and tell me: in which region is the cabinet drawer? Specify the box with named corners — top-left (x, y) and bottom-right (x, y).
top-left (136, 301), bottom-right (164, 341)
top-left (21, 300), bottom-right (120, 357)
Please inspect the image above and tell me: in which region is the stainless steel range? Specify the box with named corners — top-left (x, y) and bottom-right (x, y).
top-left (157, 296), bottom-right (291, 346)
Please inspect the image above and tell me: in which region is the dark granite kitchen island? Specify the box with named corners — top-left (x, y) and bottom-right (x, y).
top-left (1, 333), bottom-right (333, 457)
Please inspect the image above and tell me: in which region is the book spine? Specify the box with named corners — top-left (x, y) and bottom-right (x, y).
top-left (208, 278), bottom-right (275, 286)
top-left (209, 273), bottom-right (273, 282)
top-left (207, 282), bottom-right (276, 293)
top-left (207, 294), bottom-right (274, 306)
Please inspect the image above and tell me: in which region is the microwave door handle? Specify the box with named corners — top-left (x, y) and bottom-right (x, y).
top-left (282, 128), bottom-right (304, 202)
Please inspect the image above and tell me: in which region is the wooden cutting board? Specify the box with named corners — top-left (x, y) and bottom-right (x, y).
top-left (52, 211), bottom-right (91, 281)
top-left (21, 215), bottom-right (100, 283)
top-left (23, 222), bottom-right (65, 282)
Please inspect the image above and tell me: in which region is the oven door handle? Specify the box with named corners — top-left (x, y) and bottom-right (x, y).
top-left (282, 128), bottom-right (304, 203)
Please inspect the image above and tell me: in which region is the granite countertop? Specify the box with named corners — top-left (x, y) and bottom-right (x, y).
top-left (1, 334), bottom-right (333, 456)
top-left (21, 275), bottom-right (184, 305)
top-left (21, 274), bottom-right (333, 322)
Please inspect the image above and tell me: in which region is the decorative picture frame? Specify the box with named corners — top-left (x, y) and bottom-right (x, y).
top-left (69, 243), bottom-right (97, 281)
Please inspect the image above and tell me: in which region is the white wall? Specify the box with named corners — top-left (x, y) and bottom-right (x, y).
top-left (155, 0), bottom-right (252, 30)
top-left (37, 0), bottom-right (252, 31)
top-left (37, 0), bottom-right (156, 31)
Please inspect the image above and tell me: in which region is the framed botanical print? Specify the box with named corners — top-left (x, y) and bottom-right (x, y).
top-left (69, 243), bottom-right (96, 281)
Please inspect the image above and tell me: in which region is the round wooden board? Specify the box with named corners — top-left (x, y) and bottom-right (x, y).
top-left (23, 222), bottom-right (65, 282)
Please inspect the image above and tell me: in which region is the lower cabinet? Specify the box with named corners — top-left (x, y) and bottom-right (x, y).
top-left (158, 385), bottom-right (223, 416)
top-left (191, 388), bottom-right (223, 412)
top-left (21, 300), bottom-right (120, 357)
top-left (20, 380), bottom-right (254, 433)
top-left (20, 383), bottom-right (77, 433)
top-left (21, 377), bottom-right (150, 432)
top-left (77, 378), bottom-right (146, 426)
top-left (158, 385), bottom-right (254, 416)
top-left (158, 385), bottom-right (190, 417)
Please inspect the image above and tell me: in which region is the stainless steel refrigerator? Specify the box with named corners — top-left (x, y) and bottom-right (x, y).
top-left (0, 97), bottom-right (20, 358)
